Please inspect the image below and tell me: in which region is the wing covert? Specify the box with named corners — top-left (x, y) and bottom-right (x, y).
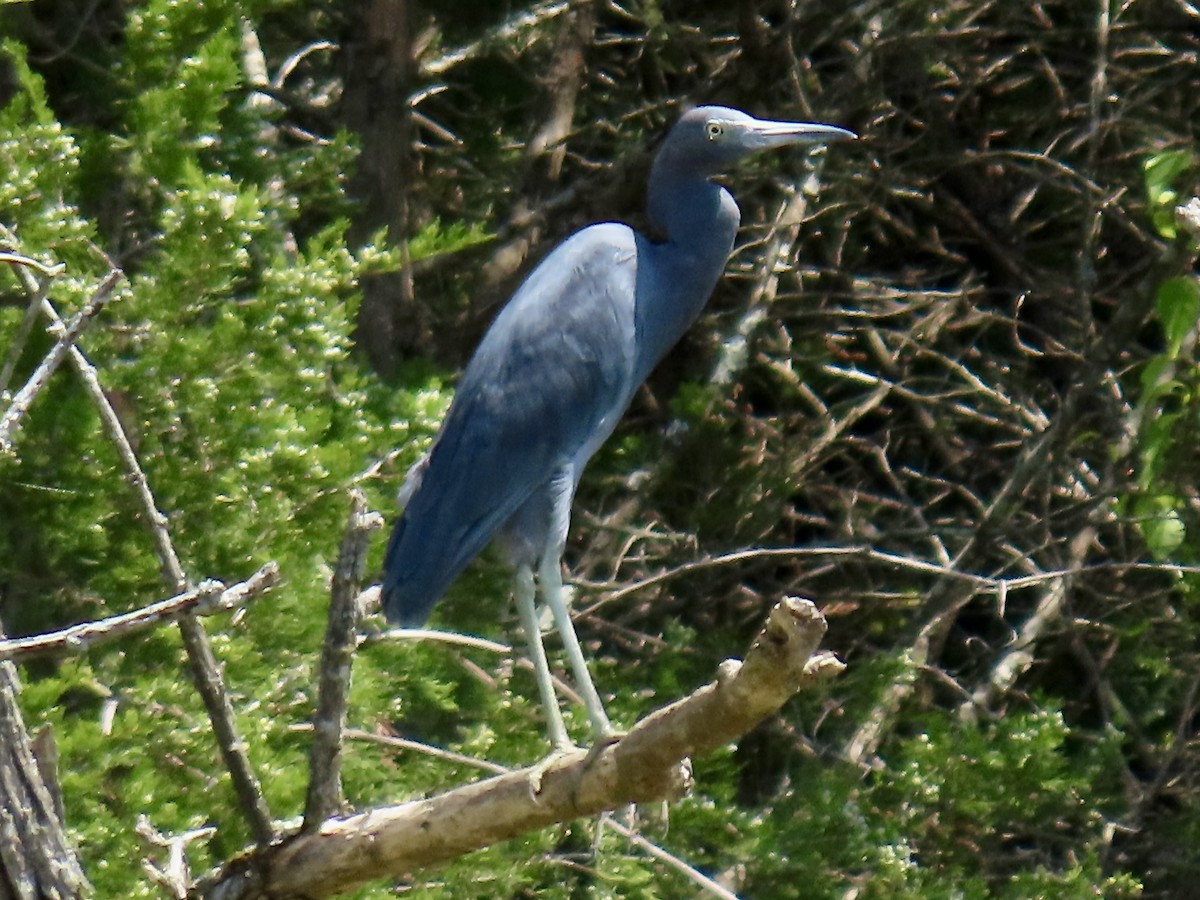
top-left (382, 224), bottom-right (639, 625)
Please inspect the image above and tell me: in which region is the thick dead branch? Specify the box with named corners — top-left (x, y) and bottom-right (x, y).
top-left (195, 597), bottom-right (842, 899)
top-left (474, 1), bottom-right (595, 321)
top-left (522, 1), bottom-right (593, 182)
top-left (342, 0), bottom-right (421, 373)
top-left (0, 564), bottom-right (280, 662)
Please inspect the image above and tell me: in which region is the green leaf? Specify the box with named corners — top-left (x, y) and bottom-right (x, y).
top-left (1135, 494), bottom-right (1187, 560)
top-left (1156, 276), bottom-right (1200, 358)
top-left (1144, 151), bottom-right (1194, 203)
top-left (1144, 150), bottom-right (1196, 239)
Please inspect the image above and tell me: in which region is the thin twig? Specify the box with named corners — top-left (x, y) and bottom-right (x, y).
top-left (1077, 0), bottom-right (1113, 315)
top-left (421, 0), bottom-right (570, 77)
top-left (366, 624), bottom-right (512, 655)
top-left (0, 252), bottom-right (61, 398)
top-left (601, 814), bottom-right (740, 900)
top-left (0, 250), bottom-right (65, 278)
top-left (290, 724), bottom-right (510, 776)
top-left (578, 544), bottom-right (976, 614)
top-left (0, 564), bottom-right (280, 662)
top-left (961, 526), bottom-right (1096, 719)
top-left (577, 543), bottom-right (1200, 618)
top-left (0, 267), bottom-right (121, 449)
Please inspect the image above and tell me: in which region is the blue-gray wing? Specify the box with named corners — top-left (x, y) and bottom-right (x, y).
top-left (382, 223), bottom-right (639, 626)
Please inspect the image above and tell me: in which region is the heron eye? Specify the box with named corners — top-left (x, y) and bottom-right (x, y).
top-left (705, 120), bottom-right (724, 140)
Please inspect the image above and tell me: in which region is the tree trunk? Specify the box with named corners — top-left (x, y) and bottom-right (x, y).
top-left (340, 0), bottom-right (422, 378)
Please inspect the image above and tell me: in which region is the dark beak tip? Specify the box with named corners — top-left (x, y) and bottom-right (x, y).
top-left (799, 125), bottom-right (858, 145)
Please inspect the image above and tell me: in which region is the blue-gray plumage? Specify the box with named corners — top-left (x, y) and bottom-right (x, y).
top-left (383, 106), bottom-right (854, 750)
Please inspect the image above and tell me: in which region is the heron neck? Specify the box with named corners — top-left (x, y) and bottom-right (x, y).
top-left (647, 164), bottom-right (739, 245)
top-left (637, 171), bottom-right (740, 382)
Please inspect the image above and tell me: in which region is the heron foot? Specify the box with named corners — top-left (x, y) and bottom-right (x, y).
top-left (527, 744), bottom-right (583, 797)
top-left (526, 729), bottom-right (625, 798)
top-left (594, 725), bottom-right (624, 746)
top-left (582, 727), bottom-right (622, 768)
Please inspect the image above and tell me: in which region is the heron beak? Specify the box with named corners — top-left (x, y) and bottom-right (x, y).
top-left (749, 120), bottom-right (857, 149)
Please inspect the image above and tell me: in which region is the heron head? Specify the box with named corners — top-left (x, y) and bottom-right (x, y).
top-left (658, 106), bottom-right (856, 173)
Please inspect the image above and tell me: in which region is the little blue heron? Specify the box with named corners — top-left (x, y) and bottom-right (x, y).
top-left (382, 106), bottom-right (854, 753)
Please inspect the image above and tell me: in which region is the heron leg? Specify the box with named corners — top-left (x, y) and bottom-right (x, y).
top-left (538, 553), bottom-right (618, 743)
top-left (514, 562), bottom-right (573, 752)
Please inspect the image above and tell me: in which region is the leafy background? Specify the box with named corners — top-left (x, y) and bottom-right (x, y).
top-left (1, 0), bottom-right (1198, 896)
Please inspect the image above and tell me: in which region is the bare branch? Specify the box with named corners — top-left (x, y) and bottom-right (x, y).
top-left (0, 251), bottom-right (65, 278)
top-left (421, 1), bottom-right (571, 77)
top-left (0, 266), bottom-right (122, 450)
top-left (579, 542), bottom-right (1200, 621)
top-left (196, 598), bottom-right (842, 898)
top-left (4, 258), bottom-right (276, 848)
top-left (522, 0), bottom-right (594, 182)
top-left (0, 564), bottom-right (280, 663)
top-left (290, 724), bottom-right (511, 776)
top-left (177, 619), bottom-right (276, 846)
top-left (366, 626), bottom-right (512, 655)
top-left (713, 185), bottom-right (811, 387)
top-left (1130, 665), bottom-right (1200, 830)
top-left (0, 251), bottom-right (62, 398)
top-left (139, 816), bottom-right (218, 900)
top-left (303, 491), bottom-right (383, 831)
top-left (292, 729), bottom-right (740, 897)
top-left (844, 419), bottom-right (1066, 766)
top-left (961, 526), bottom-right (1097, 720)
top-left (579, 544), bottom-right (993, 616)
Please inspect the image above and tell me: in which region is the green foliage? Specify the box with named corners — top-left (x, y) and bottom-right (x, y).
top-left (0, 41), bottom-right (98, 288)
top-left (744, 708), bottom-right (1140, 898)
